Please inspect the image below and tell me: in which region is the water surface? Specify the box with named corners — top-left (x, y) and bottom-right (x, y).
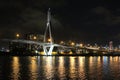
top-left (0, 56), bottom-right (120, 80)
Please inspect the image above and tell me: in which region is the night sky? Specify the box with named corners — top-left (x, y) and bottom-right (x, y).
top-left (1, 0), bottom-right (120, 45)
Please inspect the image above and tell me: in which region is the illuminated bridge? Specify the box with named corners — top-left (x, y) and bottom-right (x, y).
top-left (3, 8), bottom-right (64, 56)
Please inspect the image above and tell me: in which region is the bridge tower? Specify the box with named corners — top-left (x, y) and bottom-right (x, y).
top-left (44, 8), bottom-right (53, 43)
top-left (43, 8), bottom-right (54, 55)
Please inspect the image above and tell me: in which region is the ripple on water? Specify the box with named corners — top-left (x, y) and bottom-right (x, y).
top-left (0, 56), bottom-right (120, 80)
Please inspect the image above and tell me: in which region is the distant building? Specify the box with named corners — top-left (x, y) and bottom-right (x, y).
top-left (109, 41), bottom-right (113, 51)
top-left (9, 33), bottom-right (44, 54)
top-left (26, 33), bottom-right (44, 41)
top-left (9, 42), bottom-right (28, 54)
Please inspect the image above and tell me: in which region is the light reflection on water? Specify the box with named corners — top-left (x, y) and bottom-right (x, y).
top-left (78, 57), bottom-right (86, 80)
top-left (58, 57), bottom-right (65, 79)
top-left (69, 57), bottom-right (77, 78)
top-left (28, 57), bottom-right (38, 80)
top-left (43, 56), bottom-right (55, 79)
top-left (11, 57), bottom-right (20, 80)
top-left (0, 56), bottom-right (120, 80)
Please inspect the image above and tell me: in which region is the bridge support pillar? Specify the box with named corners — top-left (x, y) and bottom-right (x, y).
top-left (43, 44), bottom-right (54, 55)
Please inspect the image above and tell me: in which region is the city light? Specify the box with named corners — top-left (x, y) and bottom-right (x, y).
top-left (33, 36), bottom-right (37, 40)
top-left (80, 43), bottom-right (83, 47)
top-left (60, 41), bottom-right (64, 44)
top-left (16, 33), bottom-right (20, 39)
top-left (71, 42), bottom-right (75, 46)
top-left (48, 38), bottom-right (51, 42)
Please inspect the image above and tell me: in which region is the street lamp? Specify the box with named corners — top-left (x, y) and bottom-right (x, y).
top-left (48, 38), bottom-right (51, 42)
top-left (60, 41), bottom-right (64, 44)
top-left (16, 33), bottom-right (20, 39)
top-left (80, 43), bottom-right (83, 47)
top-left (33, 36), bottom-right (37, 40)
top-left (71, 42), bottom-right (75, 46)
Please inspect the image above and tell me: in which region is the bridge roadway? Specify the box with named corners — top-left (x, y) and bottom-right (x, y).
top-left (3, 39), bottom-right (65, 55)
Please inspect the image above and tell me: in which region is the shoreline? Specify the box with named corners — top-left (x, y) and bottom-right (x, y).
top-left (0, 51), bottom-right (120, 56)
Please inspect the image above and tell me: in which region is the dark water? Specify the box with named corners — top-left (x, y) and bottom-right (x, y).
top-left (0, 56), bottom-right (120, 80)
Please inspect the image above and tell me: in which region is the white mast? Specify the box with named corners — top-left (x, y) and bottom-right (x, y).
top-left (44, 8), bottom-right (53, 44)
top-left (43, 8), bottom-right (54, 55)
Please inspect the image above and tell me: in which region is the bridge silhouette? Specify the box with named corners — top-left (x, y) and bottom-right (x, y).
top-left (2, 8), bottom-right (113, 56)
top-left (3, 8), bottom-right (63, 56)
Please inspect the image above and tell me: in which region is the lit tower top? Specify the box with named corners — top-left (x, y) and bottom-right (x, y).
top-left (44, 8), bottom-right (53, 44)
top-left (47, 8), bottom-right (51, 26)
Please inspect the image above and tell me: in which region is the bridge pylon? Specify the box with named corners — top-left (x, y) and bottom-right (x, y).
top-left (43, 8), bottom-right (54, 55)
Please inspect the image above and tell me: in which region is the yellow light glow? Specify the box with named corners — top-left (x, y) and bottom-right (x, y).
top-left (33, 36), bottom-right (37, 40)
top-left (71, 42), bottom-right (75, 46)
top-left (60, 51), bottom-right (64, 54)
top-left (48, 38), bottom-right (51, 42)
top-left (52, 52), bottom-right (57, 55)
top-left (40, 51), bottom-right (57, 55)
top-left (12, 57), bottom-right (19, 80)
top-left (60, 41), bottom-right (64, 44)
top-left (58, 57), bottom-right (65, 77)
top-left (80, 43), bottom-right (83, 47)
top-left (70, 57), bottom-right (75, 78)
top-left (40, 51), bottom-right (45, 55)
top-left (69, 51), bottom-right (73, 54)
top-left (16, 33), bottom-right (20, 38)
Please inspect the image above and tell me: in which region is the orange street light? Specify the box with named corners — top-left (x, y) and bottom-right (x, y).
top-left (60, 41), bottom-right (64, 44)
top-left (71, 42), bottom-right (75, 46)
top-left (16, 33), bottom-right (20, 39)
top-left (80, 43), bottom-right (83, 47)
top-left (48, 38), bottom-right (51, 42)
top-left (33, 36), bottom-right (37, 40)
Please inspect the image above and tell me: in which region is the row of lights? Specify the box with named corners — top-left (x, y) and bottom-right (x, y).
top-left (16, 33), bottom-right (37, 39)
top-left (60, 41), bottom-right (84, 47)
top-left (16, 33), bottom-right (83, 46)
top-left (16, 33), bottom-right (51, 42)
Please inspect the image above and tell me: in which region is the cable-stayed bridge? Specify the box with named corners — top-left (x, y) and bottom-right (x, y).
top-left (3, 8), bottom-right (64, 55)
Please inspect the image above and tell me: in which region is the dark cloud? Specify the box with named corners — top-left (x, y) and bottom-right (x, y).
top-left (0, 8), bottom-right (63, 38)
top-left (0, 0), bottom-right (68, 38)
top-left (1, 0), bottom-right (120, 44)
top-left (93, 6), bottom-right (111, 15)
top-left (19, 8), bottom-right (63, 33)
top-left (91, 6), bottom-right (120, 26)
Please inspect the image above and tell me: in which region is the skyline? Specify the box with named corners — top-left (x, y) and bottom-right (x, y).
top-left (0, 0), bottom-right (120, 45)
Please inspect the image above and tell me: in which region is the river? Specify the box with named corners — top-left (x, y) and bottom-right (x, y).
top-left (0, 56), bottom-right (120, 80)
